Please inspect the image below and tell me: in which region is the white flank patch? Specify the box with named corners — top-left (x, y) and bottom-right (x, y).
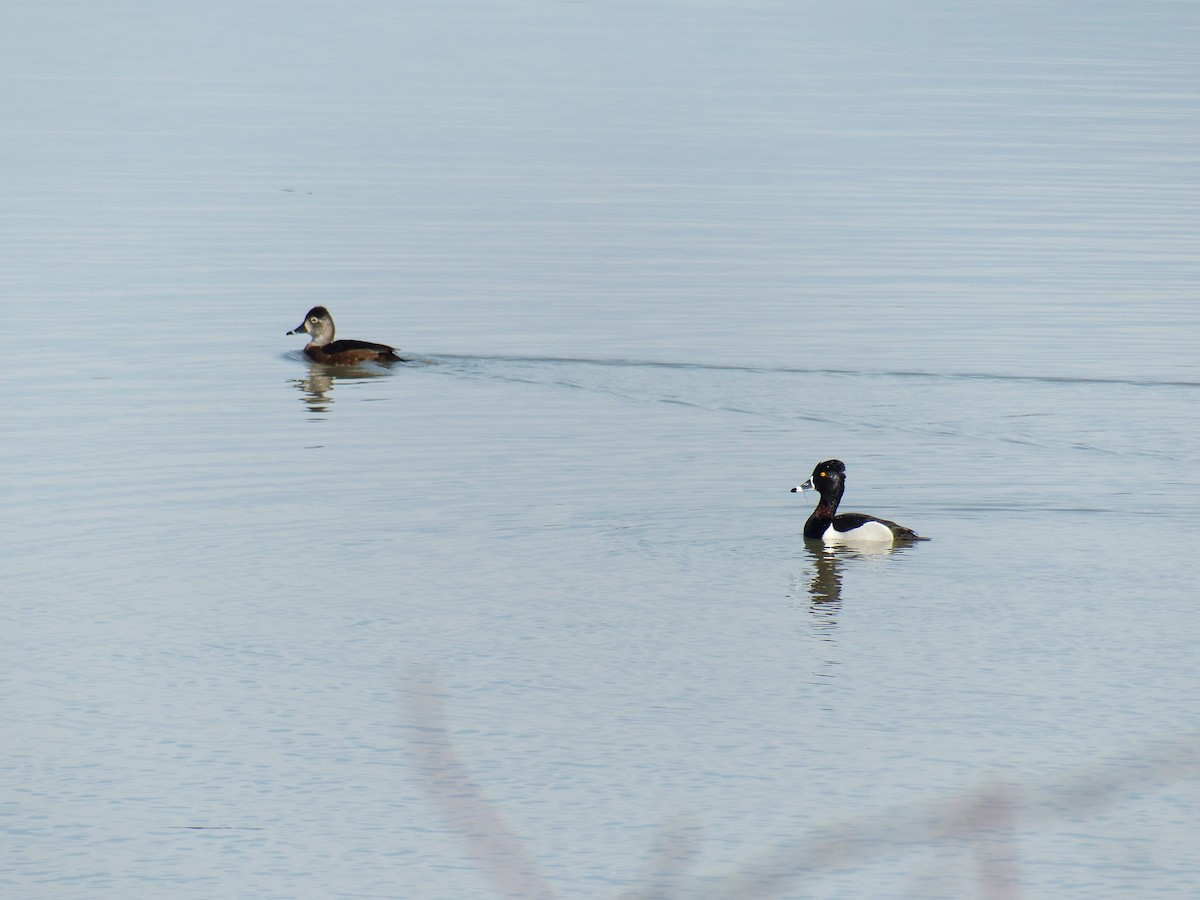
top-left (823, 520), bottom-right (894, 544)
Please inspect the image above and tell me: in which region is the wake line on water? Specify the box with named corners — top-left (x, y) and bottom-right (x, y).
top-left (429, 353), bottom-right (1200, 391)
top-left (430, 353), bottom-right (842, 427)
top-left (421, 353), bottom-right (1197, 463)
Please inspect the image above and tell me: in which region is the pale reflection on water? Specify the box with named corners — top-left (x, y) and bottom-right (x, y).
top-left (287, 363), bottom-right (396, 414)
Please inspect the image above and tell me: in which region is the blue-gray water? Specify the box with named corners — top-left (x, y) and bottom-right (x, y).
top-left (3, 2), bottom-right (1198, 897)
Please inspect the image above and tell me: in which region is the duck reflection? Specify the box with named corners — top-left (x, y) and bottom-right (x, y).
top-left (806, 543), bottom-right (845, 606)
top-left (287, 362), bottom-right (395, 415)
top-left (795, 542), bottom-right (907, 631)
top-left (290, 370), bottom-right (335, 413)
top-left (801, 543), bottom-right (846, 632)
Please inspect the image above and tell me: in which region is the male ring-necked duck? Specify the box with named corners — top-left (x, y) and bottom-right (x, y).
top-left (287, 306), bottom-right (406, 365)
top-left (791, 459), bottom-right (927, 544)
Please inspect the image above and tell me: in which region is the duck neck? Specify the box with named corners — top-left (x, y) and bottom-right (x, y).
top-left (804, 483), bottom-right (843, 539)
top-left (307, 324), bottom-right (335, 347)
top-left (815, 482), bottom-right (843, 519)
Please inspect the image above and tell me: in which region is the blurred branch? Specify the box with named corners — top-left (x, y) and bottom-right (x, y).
top-left (405, 678), bottom-right (1200, 899)
top-left (404, 675), bottom-right (557, 900)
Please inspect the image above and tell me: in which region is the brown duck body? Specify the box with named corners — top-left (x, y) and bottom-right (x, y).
top-left (301, 339), bottom-right (404, 366)
top-left (288, 306), bottom-right (406, 365)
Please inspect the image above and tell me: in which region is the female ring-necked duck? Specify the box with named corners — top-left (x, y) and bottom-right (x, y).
top-left (791, 459), bottom-right (927, 544)
top-left (287, 306), bottom-right (406, 365)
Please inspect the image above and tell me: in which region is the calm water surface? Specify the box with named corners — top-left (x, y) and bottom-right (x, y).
top-left (3, 2), bottom-right (1198, 897)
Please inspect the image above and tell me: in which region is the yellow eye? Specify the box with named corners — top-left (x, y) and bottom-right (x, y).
top-left (818, 471), bottom-right (826, 478)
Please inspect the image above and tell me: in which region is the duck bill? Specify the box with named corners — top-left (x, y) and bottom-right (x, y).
top-left (790, 477), bottom-right (815, 494)
top-left (287, 322), bottom-right (309, 336)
